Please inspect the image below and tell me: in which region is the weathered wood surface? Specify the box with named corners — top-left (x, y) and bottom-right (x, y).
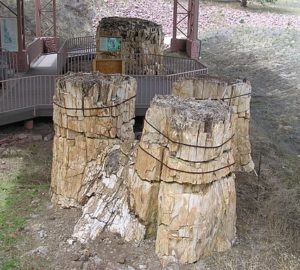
top-left (51, 73), bottom-right (137, 207)
top-left (130, 96), bottom-right (236, 264)
top-left (73, 141), bottom-right (146, 243)
top-left (136, 95), bottom-right (235, 185)
top-left (172, 76), bottom-right (254, 172)
top-left (156, 175), bottom-right (236, 264)
top-left (52, 91), bottom-right (236, 265)
top-left (96, 17), bottom-right (164, 75)
top-left (96, 17), bottom-right (164, 57)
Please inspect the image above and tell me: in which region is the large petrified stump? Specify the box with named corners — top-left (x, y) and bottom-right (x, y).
top-left (172, 76), bottom-right (254, 172)
top-left (52, 87), bottom-right (237, 264)
top-left (130, 96), bottom-right (236, 264)
top-left (96, 17), bottom-right (164, 75)
top-left (51, 73), bottom-right (136, 207)
top-left (96, 17), bottom-right (164, 57)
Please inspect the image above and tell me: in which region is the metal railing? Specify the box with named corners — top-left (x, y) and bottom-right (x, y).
top-left (27, 38), bottom-right (44, 65)
top-left (57, 51), bottom-right (206, 75)
top-left (0, 48), bottom-right (19, 80)
top-left (59, 36), bottom-right (96, 53)
top-left (0, 36), bottom-right (208, 125)
top-left (0, 75), bottom-right (56, 114)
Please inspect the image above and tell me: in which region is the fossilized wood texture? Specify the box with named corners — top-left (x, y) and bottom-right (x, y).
top-left (73, 141), bottom-right (146, 243)
top-left (96, 17), bottom-right (164, 75)
top-left (51, 73), bottom-right (136, 207)
top-left (156, 175), bottom-right (236, 264)
top-left (96, 17), bottom-right (164, 57)
top-left (172, 76), bottom-right (254, 172)
top-left (130, 96), bottom-right (236, 264)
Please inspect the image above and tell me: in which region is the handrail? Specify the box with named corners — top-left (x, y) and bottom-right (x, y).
top-left (27, 38), bottom-right (44, 65)
top-left (56, 51), bottom-right (208, 76)
top-left (0, 47), bottom-right (19, 79)
top-left (0, 37), bottom-right (208, 125)
top-left (0, 75), bottom-right (57, 115)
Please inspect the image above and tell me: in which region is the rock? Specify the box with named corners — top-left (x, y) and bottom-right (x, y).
top-left (53, 92), bottom-right (237, 265)
top-left (15, 133), bottom-right (28, 140)
top-left (38, 230), bottom-right (47, 239)
top-left (43, 132), bottom-right (54, 141)
top-left (172, 76), bottom-right (254, 172)
top-left (116, 256), bottom-right (126, 264)
top-left (67, 238), bottom-right (76, 245)
top-left (31, 199), bottom-right (39, 205)
top-left (90, 255), bottom-right (103, 266)
top-left (71, 253), bottom-right (81, 261)
top-left (81, 262), bottom-right (89, 270)
top-left (24, 246), bottom-right (49, 257)
top-left (31, 134), bottom-right (43, 141)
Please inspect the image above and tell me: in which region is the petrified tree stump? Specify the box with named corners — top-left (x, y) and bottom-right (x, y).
top-left (96, 17), bottom-right (164, 74)
top-left (51, 73), bottom-right (136, 207)
top-left (96, 17), bottom-right (164, 57)
top-left (172, 76), bottom-right (254, 172)
top-left (52, 90), bottom-right (236, 265)
top-left (130, 96), bottom-right (236, 264)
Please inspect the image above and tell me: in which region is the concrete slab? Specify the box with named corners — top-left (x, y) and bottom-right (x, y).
top-left (27, 53), bottom-right (58, 75)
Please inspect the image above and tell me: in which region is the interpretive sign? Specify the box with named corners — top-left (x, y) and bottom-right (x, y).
top-left (99, 37), bottom-right (121, 53)
top-left (0, 18), bottom-right (18, 51)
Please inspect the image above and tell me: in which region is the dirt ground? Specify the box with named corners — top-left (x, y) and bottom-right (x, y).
top-left (1, 1), bottom-right (300, 270)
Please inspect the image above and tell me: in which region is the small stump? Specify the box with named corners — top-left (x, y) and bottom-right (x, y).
top-left (172, 76), bottom-right (254, 172)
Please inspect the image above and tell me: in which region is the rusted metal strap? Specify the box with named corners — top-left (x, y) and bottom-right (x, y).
top-left (138, 145), bottom-right (235, 175)
top-left (53, 94), bottom-right (136, 111)
top-left (144, 118), bottom-right (234, 149)
top-left (194, 92), bottom-right (251, 101)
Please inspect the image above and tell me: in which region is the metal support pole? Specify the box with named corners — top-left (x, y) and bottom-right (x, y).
top-left (171, 0), bottom-right (200, 59)
top-left (16, 0), bottom-right (25, 51)
top-left (35, 0), bottom-right (42, 37)
top-left (186, 0), bottom-right (200, 59)
top-left (34, 0), bottom-right (57, 38)
top-left (53, 0), bottom-right (57, 38)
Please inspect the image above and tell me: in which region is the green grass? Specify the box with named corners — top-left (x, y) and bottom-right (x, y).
top-left (0, 259), bottom-right (19, 270)
top-left (0, 142), bottom-right (52, 269)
